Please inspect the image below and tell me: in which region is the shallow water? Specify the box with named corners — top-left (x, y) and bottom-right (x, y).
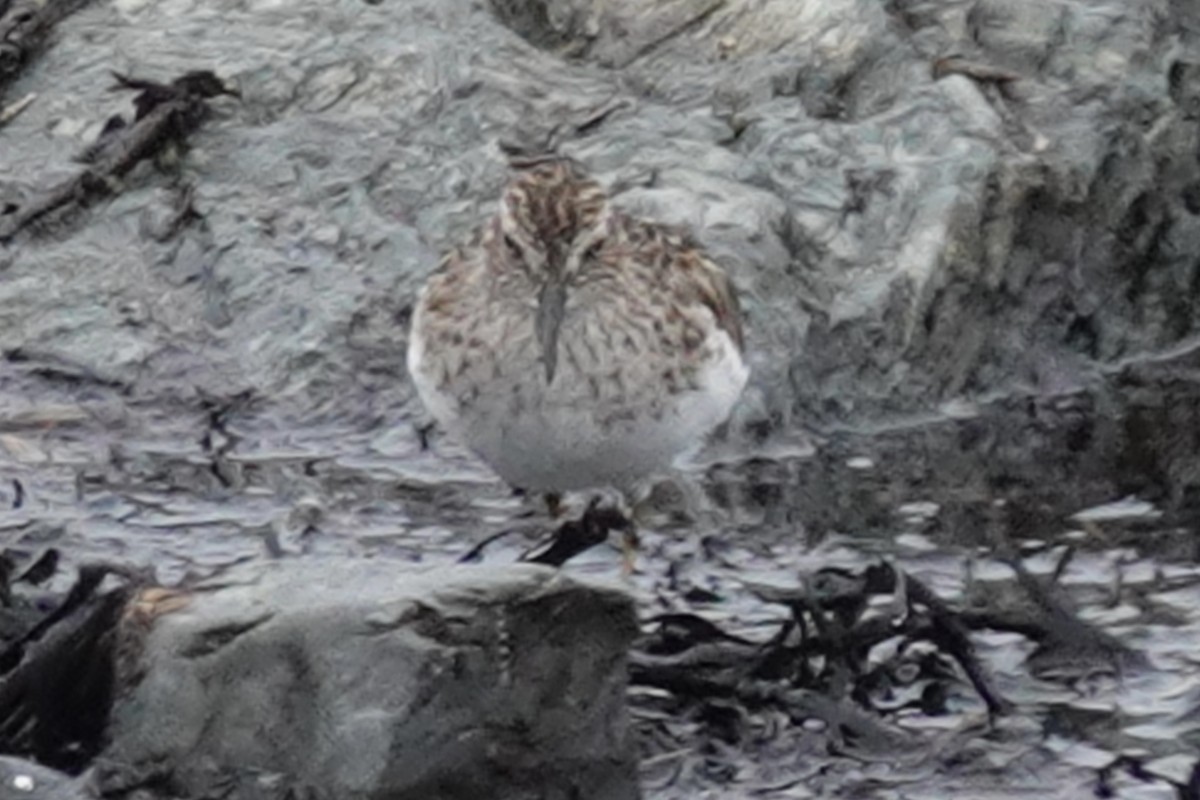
top-left (4, 350), bottom-right (1200, 798)
top-left (0, 0), bottom-right (1197, 792)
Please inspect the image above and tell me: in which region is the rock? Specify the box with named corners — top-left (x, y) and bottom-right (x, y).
top-left (0, 0), bottom-right (1194, 439)
top-left (104, 561), bottom-right (640, 800)
top-left (0, 757), bottom-right (94, 800)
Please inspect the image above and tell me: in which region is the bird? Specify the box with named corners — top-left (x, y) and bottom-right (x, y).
top-left (406, 154), bottom-right (749, 555)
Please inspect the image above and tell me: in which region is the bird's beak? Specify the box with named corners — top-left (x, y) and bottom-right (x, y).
top-left (535, 272), bottom-right (566, 384)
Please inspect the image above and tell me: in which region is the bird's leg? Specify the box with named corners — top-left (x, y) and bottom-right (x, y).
top-left (618, 524), bottom-right (640, 576)
top-left (609, 485), bottom-right (641, 576)
top-left (544, 491), bottom-right (564, 518)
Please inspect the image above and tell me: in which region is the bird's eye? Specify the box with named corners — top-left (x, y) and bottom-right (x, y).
top-left (503, 234), bottom-right (523, 259)
top-left (579, 238), bottom-right (604, 263)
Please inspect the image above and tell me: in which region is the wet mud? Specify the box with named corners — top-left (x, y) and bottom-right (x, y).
top-left (4, 338), bottom-right (1200, 798)
top-left (1, 0), bottom-right (1199, 795)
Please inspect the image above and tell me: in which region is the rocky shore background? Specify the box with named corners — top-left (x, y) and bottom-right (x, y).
top-left (2, 0), bottom-right (1200, 798)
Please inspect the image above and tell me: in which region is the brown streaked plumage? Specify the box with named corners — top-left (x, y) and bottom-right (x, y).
top-left (407, 156), bottom-right (749, 499)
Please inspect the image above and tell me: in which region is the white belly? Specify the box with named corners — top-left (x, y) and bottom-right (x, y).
top-left (407, 322), bottom-right (748, 494)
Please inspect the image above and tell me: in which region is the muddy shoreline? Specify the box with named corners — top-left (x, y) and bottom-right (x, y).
top-left (3, 336), bottom-right (1200, 797)
top-left (3, 0), bottom-right (1200, 795)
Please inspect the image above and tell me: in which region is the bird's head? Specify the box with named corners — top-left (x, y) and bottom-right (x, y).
top-left (495, 157), bottom-right (609, 282)
top-left (493, 156), bottom-right (610, 384)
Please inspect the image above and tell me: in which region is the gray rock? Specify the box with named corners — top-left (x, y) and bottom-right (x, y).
top-left (0, 0), bottom-right (1195, 438)
top-left (0, 758), bottom-right (94, 800)
top-left (104, 561), bottom-right (639, 800)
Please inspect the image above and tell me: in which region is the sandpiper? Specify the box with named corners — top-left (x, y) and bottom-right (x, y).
top-left (407, 155), bottom-right (748, 540)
